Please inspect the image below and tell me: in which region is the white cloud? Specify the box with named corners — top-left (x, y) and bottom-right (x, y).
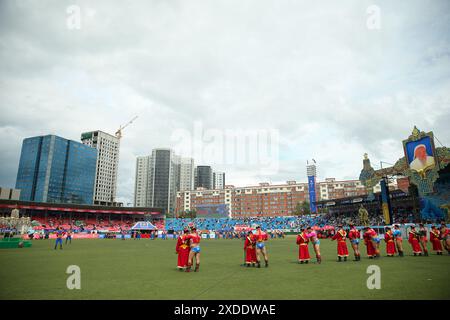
top-left (1, 0), bottom-right (449, 204)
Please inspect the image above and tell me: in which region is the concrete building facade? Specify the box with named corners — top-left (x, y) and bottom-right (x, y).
top-left (179, 157), bottom-right (195, 191)
top-left (81, 131), bottom-right (120, 206)
top-left (176, 178), bottom-right (376, 217)
top-left (0, 188), bottom-right (21, 200)
top-left (213, 171), bottom-right (225, 190)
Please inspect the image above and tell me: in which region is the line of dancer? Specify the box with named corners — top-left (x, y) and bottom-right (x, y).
top-left (176, 222), bottom-right (449, 270)
top-left (295, 222), bottom-right (449, 265)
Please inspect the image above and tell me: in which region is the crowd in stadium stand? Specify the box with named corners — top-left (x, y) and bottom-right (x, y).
top-left (19, 215), bottom-right (165, 233)
top-left (322, 209), bottom-right (416, 227)
top-left (1, 207), bottom-right (422, 239)
top-left (164, 209), bottom-right (417, 233)
top-left (165, 216), bottom-right (326, 232)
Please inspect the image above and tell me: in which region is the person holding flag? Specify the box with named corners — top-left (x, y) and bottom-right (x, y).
top-left (244, 230), bottom-right (256, 267)
top-left (331, 225), bottom-right (349, 262)
top-left (429, 225), bottom-right (443, 255)
top-left (253, 225), bottom-right (269, 268)
top-left (348, 223), bottom-right (361, 261)
top-left (384, 227), bottom-right (396, 257)
top-left (408, 225), bottom-right (423, 256)
top-left (296, 228), bottom-right (310, 264)
top-left (393, 224), bottom-right (404, 257)
top-left (176, 227), bottom-right (191, 271)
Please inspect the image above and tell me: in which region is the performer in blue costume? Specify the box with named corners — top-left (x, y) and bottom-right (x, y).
top-left (393, 224), bottom-right (404, 257)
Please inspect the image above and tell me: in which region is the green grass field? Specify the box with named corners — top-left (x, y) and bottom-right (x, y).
top-left (0, 236), bottom-right (449, 300)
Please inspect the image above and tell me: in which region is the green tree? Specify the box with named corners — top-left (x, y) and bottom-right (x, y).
top-left (301, 201), bottom-right (311, 215)
top-left (180, 210), bottom-right (197, 219)
top-left (190, 210), bottom-right (197, 219)
top-left (294, 202), bottom-right (302, 216)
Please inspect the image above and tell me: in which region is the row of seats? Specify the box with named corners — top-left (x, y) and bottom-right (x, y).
top-left (165, 216), bottom-right (324, 232)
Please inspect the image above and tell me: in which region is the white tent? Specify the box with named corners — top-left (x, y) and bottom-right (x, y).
top-left (131, 221), bottom-right (157, 230)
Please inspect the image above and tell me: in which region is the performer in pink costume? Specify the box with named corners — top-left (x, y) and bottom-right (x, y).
top-left (306, 226), bottom-right (322, 264)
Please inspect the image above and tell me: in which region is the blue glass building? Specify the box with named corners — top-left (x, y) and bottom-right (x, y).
top-left (15, 135), bottom-right (97, 205)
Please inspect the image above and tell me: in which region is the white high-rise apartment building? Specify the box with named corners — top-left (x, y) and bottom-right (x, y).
top-left (134, 156), bottom-right (152, 207)
top-left (81, 131), bottom-right (120, 206)
top-left (179, 157), bottom-right (195, 191)
top-left (213, 171), bottom-right (225, 189)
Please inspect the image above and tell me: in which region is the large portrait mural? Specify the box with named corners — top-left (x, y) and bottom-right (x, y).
top-left (404, 136), bottom-right (436, 174)
top-left (360, 126), bottom-right (450, 222)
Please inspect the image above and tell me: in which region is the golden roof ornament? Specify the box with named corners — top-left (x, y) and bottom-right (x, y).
top-left (411, 126), bottom-right (420, 139)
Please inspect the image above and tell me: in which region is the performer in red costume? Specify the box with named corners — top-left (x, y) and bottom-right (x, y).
top-left (296, 228), bottom-right (310, 264)
top-left (439, 222), bottom-right (450, 254)
top-left (429, 225), bottom-right (443, 255)
top-left (185, 223), bottom-right (201, 272)
top-left (253, 225), bottom-right (269, 268)
top-left (363, 227), bottom-right (377, 259)
top-left (384, 227), bottom-right (396, 257)
top-left (331, 225), bottom-right (349, 262)
top-left (175, 227), bottom-right (190, 271)
top-left (244, 231), bottom-right (257, 267)
top-left (418, 223), bottom-right (429, 256)
top-left (348, 224), bottom-right (361, 261)
top-left (408, 225), bottom-right (423, 256)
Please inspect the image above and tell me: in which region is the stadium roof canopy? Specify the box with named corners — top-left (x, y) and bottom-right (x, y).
top-left (0, 199), bottom-right (164, 216)
top-left (315, 189), bottom-right (410, 208)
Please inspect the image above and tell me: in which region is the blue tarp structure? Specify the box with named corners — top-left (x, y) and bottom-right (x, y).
top-left (131, 221), bottom-right (157, 230)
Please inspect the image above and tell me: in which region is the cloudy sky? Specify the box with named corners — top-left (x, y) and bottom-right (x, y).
top-left (1, 0), bottom-right (449, 205)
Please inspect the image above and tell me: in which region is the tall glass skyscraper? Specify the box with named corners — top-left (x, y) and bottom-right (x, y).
top-left (195, 166), bottom-right (213, 189)
top-left (15, 135), bottom-right (97, 204)
top-left (134, 148), bottom-right (179, 214)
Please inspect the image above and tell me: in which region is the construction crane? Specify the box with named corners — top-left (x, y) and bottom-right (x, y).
top-left (115, 115), bottom-right (138, 139)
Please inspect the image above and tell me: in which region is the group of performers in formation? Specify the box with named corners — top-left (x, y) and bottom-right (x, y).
top-left (176, 222), bottom-right (450, 269)
top-left (299, 222), bottom-right (450, 263)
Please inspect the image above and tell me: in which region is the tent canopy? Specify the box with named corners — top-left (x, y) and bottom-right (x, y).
top-left (131, 221), bottom-right (157, 230)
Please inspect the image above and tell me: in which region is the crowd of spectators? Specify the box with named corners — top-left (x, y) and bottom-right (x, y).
top-left (165, 215), bottom-right (325, 232)
top-left (322, 208), bottom-right (416, 227)
top-left (20, 208), bottom-right (424, 237)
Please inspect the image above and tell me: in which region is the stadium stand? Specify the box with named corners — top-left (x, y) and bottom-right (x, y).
top-left (165, 216), bottom-right (326, 232)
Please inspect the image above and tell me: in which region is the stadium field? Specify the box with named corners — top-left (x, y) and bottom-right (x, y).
top-left (0, 237), bottom-right (449, 300)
